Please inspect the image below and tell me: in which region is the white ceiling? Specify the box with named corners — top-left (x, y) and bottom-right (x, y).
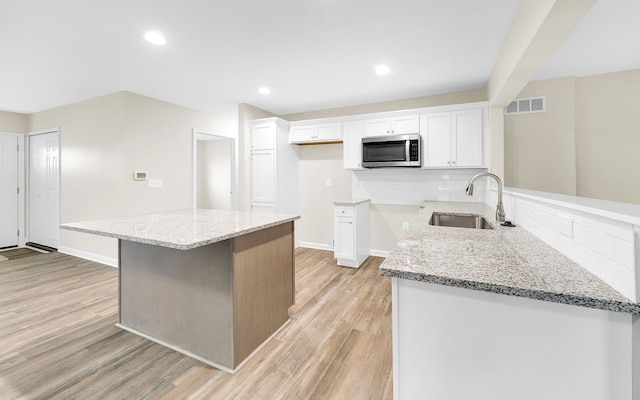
top-left (1, 0), bottom-right (638, 120)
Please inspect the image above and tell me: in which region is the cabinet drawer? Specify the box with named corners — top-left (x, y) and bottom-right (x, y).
top-left (334, 206), bottom-right (354, 217)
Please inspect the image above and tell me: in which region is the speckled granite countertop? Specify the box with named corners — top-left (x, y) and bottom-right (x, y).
top-left (60, 209), bottom-right (300, 250)
top-left (379, 201), bottom-right (640, 314)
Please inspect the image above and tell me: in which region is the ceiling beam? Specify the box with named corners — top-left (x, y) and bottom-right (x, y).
top-left (487, 0), bottom-right (596, 108)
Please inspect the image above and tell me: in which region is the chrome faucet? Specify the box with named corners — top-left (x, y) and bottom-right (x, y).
top-left (466, 172), bottom-right (506, 222)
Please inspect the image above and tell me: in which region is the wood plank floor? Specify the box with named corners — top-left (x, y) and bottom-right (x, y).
top-left (0, 248), bottom-right (392, 400)
top-left (0, 248), bottom-right (46, 261)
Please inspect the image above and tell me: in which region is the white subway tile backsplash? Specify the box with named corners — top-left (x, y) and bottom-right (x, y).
top-left (614, 239), bottom-right (635, 272)
top-left (572, 223), bottom-right (589, 247)
top-left (503, 191), bottom-right (639, 301)
top-left (571, 246), bottom-right (601, 276)
top-left (586, 228), bottom-right (617, 262)
top-left (352, 168), bottom-right (486, 205)
top-left (600, 257), bottom-right (636, 302)
top-left (574, 211), bottom-right (599, 230)
top-left (597, 217), bottom-right (634, 243)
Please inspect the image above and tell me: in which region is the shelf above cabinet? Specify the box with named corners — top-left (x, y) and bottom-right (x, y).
top-left (289, 122), bottom-right (342, 144)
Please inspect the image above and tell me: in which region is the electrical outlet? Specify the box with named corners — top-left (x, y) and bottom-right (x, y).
top-left (558, 216), bottom-right (573, 238)
top-left (402, 222), bottom-right (409, 231)
top-left (148, 178), bottom-right (163, 188)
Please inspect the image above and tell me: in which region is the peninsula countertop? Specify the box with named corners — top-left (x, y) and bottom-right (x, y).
top-left (379, 201), bottom-right (640, 314)
top-left (60, 208), bottom-right (300, 250)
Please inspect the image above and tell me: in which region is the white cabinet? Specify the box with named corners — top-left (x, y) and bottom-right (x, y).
top-left (421, 108), bottom-right (483, 168)
top-left (334, 201), bottom-right (370, 268)
top-left (250, 118), bottom-right (300, 220)
top-left (289, 122), bottom-right (341, 144)
top-left (250, 149), bottom-right (275, 203)
top-left (342, 120), bottom-right (364, 170)
top-left (364, 114), bottom-right (419, 137)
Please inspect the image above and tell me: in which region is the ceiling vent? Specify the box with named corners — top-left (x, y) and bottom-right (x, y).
top-left (505, 96), bottom-right (546, 115)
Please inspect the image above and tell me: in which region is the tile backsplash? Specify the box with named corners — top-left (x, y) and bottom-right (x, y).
top-left (352, 168), bottom-right (488, 205)
top-left (498, 190), bottom-right (638, 302)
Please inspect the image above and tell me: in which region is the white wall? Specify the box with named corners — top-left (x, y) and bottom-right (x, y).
top-left (28, 91), bottom-right (236, 265)
top-left (298, 144), bottom-right (351, 249)
top-left (197, 139), bottom-right (232, 210)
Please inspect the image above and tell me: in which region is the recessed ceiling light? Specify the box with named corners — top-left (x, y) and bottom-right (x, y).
top-left (375, 65), bottom-right (391, 76)
top-left (144, 31), bottom-right (166, 46)
top-left (258, 87), bottom-right (271, 95)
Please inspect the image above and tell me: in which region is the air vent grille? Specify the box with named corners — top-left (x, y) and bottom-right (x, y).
top-left (505, 96), bottom-right (545, 115)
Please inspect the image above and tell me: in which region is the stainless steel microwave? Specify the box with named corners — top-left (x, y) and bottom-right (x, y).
top-left (362, 133), bottom-right (421, 168)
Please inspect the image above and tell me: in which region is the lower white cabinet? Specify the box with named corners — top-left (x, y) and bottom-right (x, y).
top-left (334, 200), bottom-right (370, 268)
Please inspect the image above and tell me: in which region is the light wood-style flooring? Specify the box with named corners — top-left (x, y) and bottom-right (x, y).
top-left (0, 248), bottom-right (392, 400)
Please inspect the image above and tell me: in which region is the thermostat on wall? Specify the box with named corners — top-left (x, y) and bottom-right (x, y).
top-left (133, 171), bottom-right (148, 181)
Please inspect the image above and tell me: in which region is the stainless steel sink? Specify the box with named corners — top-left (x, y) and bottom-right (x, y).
top-left (429, 213), bottom-right (493, 230)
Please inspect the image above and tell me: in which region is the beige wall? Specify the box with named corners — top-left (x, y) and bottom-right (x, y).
top-left (28, 91), bottom-right (235, 260)
top-left (298, 144), bottom-right (351, 247)
top-left (370, 204), bottom-right (421, 252)
top-left (506, 69), bottom-right (640, 205)
top-left (504, 77), bottom-right (577, 195)
top-left (486, 0), bottom-right (595, 182)
top-left (0, 110), bottom-right (28, 133)
top-left (575, 69), bottom-right (640, 203)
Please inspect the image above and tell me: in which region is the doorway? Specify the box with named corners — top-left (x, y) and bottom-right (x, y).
top-left (0, 132), bottom-right (24, 249)
top-left (192, 130), bottom-right (237, 211)
top-left (28, 130), bottom-right (59, 250)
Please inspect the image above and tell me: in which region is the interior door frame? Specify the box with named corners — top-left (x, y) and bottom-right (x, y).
top-left (0, 132), bottom-right (25, 248)
top-left (192, 129), bottom-right (238, 210)
top-left (27, 128), bottom-right (60, 248)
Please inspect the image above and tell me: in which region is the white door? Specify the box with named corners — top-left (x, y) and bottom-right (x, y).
top-left (29, 131), bottom-right (59, 249)
top-left (0, 134), bottom-right (18, 248)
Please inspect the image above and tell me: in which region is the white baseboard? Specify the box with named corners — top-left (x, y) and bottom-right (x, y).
top-left (58, 246), bottom-right (118, 268)
top-left (369, 249), bottom-right (389, 258)
top-left (299, 242), bottom-right (389, 259)
top-left (299, 241), bottom-right (334, 251)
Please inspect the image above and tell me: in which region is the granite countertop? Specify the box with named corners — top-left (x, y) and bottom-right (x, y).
top-left (60, 209), bottom-right (300, 250)
top-left (333, 198), bottom-right (370, 206)
top-left (379, 201), bottom-right (640, 314)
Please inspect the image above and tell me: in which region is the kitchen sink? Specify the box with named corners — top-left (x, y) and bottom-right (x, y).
top-left (429, 213), bottom-right (493, 230)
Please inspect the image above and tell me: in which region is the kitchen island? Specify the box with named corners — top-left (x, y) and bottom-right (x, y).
top-left (61, 209), bottom-right (299, 373)
top-left (380, 201), bottom-right (640, 400)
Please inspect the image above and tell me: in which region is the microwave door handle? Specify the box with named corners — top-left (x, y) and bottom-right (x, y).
top-left (405, 139), bottom-right (410, 161)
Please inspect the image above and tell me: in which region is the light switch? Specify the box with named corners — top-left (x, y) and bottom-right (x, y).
top-left (148, 178), bottom-right (163, 188)
top-left (325, 178), bottom-right (332, 187)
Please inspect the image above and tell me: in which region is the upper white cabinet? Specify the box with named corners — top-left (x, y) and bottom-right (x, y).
top-left (250, 118), bottom-right (300, 216)
top-left (364, 114), bottom-right (419, 137)
top-left (289, 122), bottom-right (341, 144)
top-left (342, 120), bottom-right (365, 170)
top-left (421, 108), bottom-right (483, 168)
